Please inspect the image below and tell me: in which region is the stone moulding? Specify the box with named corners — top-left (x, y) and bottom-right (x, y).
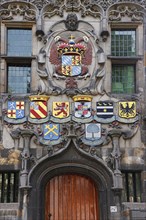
top-left (0, 1), bottom-right (37, 21)
top-left (108, 3), bottom-right (144, 21)
top-left (1, 0), bottom-right (146, 12)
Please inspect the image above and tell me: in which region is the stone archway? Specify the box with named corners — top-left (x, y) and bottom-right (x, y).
top-left (28, 142), bottom-right (114, 220)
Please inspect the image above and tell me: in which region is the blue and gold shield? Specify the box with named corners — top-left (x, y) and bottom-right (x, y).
top-left (7, 101), bottom-right (25, 119)
top-left (62, 55), bottom-right (81, 76)
top-left (43, 123), bottom-right (60, 140)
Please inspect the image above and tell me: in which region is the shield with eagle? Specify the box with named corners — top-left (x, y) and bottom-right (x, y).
top-left (119, 101), bottom-right (136, 119)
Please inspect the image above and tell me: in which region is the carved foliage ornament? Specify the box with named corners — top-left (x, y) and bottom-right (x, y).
top-left (109, 4), bottom-right (144, 21)
top-left (41, 0), bottom-right (101, 18)
top-left (0, 2), bottom-right (36, 20)
top-left (0, 0), bottom-right (146, 13)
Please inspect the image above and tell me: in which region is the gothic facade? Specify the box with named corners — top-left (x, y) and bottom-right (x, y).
top-left (0, 0), bottom-right (146, 220)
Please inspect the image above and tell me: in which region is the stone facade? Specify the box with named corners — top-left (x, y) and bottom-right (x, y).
top-left (0, 0), bottom-right (146, 220)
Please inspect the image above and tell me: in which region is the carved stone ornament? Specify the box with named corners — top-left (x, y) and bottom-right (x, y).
top-left (109, 4), bottom-right (144, 21)
top-left (1, 0), bottom-right (146, 13)
top-left (0, 1), bottom-right (36, 21)
top-left (65, 14), bottom-right (79, 31)
top-left (37, 18), bottom-right (106, 96)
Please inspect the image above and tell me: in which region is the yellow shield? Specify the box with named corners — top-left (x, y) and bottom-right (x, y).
top-left (119, 102), bottom-right (136, 118)
top-left (53, 102), bottom-right (70, 118)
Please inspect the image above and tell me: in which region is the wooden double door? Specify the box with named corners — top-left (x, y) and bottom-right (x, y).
top-left (45, 174), bottom-right (100, 220)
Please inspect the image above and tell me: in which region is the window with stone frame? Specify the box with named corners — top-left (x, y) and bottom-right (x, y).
top-left (6, 28), bottom-right (32, 94)
top-left (0, 171), bottom-right (19, 203)
top-left (111, 29), bottom-right (136, 94)
top-left (122, 171), bottom-right (141, 202)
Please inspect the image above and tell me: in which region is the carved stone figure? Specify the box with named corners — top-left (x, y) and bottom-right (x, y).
top-left (65, 13), bottom-right (79, 31)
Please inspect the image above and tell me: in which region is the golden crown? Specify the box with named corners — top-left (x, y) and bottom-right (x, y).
top-left (57, 35), bottom-right (86, 56)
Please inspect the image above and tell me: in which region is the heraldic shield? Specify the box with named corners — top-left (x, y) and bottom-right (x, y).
top-left (96, 102), bottom-right (114, 119)
top-left (53, 102), bottom-right (70, 118)
top-left (7, 101), bottom-right (25, 119)
top-left (85, 123), bottom-right (101, 140)
top-left (43, 123), bottom-right (60, 141)
top-left (119, 101), bottom-right (136, 119)
top-left (72, 95), bottom-right (93, 119)
top-left (29, 96), bottom-right (49, 119)
top-left (62, 55), bottom-right (81, 76)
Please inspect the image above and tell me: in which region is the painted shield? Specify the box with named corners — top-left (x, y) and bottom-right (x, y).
top-left (119, 101), bottom-right (136, 119)
top-left (74, 101), bottom-right (91, 118)
top-left (43, 123), bottom-right (60, 140)
top-left (30, 101), bottom-right (47, 119)
top-left (53, 102), bottom-right (70, 118)
top-left (7, 101), bottom-right (25, 119)
top-left (62, 55), bottom-right (81, 76)
top-left (85, 124), bottom-right (101, 140)
top-left (96, 102), bottom-right (114, 118)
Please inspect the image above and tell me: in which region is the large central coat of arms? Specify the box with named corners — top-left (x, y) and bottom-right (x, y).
top-left (49, 35), bottom-right (91, 78)
top-left (37, 14), bottom-right (106, 96)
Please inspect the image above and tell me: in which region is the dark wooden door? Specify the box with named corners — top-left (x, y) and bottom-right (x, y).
top-left (45, 174), bottom-right (99, 220)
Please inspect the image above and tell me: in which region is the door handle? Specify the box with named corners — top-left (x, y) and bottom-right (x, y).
top-left (48, 213), bottom-right (52, 220)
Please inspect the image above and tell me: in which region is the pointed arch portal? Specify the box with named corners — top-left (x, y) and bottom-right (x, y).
top-left (28, 142), bottom-right (114, 220)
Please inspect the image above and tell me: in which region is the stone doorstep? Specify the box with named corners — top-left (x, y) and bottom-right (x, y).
top-left (131, 210), bottom-right (146, 218)
top-left (122, 202), bottom-right (146, 210)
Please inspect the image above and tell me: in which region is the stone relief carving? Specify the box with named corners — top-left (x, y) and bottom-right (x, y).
top-left (109, 4), bottom-right (144, 21)
top-left (1, 0), bottom-right (145, 12)
top-left (37, 15), bottom-right (106, 96)
top-left (0, 1), bottom-right (36, 20)
top-left (65, 13), bottom-right (79, 31)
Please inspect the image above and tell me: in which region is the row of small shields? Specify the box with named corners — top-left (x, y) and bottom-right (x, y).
top-left (5, 95), bottom-right (138, 124)
top-left (40, 123), bottom-right (103, 146)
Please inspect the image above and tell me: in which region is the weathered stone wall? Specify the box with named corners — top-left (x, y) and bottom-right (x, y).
top-left (0, 1), bottom-right (146, 220)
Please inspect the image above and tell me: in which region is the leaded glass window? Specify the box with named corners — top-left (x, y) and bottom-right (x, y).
top-left (111, 30), bottom-right (136, 56)
top-left (112, 65), bottom-right (135, 94)
top-left (8, 64), bottom-right (31, 93)
top-left (122, 172), bottom-right (141, 202)
top-left (0, 172), bottom-right (19, 203)
top-left (7, 28), bottom-right (32, 56)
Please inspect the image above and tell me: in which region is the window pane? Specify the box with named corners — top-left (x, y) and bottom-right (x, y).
top-left (8, 64), bottom-right (31, 94)
top-left (0, 172), bottom-right (19, 203)
top-left (112, 65), bottom-right (135, 94)
top-left (135, 173), bottom-right (141, 202)
top-left (122, 172), bottom-right (141, 202)
top-left (111, 30), bottom-right (136, 56)
top-left (7, 28), bottom-right (32, 56)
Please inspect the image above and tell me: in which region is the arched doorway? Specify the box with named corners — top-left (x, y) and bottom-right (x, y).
top-left (45, 174), bottom-right (100, 220)
top-left (28, 142), bottom-right (114, 220)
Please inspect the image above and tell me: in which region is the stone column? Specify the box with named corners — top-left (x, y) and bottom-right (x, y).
top-left (109, 130), bottom-right (123, 220)
top-left (19, 130), bottom-right (33, 220)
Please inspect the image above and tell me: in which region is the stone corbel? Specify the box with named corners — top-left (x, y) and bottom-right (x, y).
top-left (100, 17), bottom-right (109, 42)
top-left (10, 128), bottom-right (21, 150)
top-left (36, 14), bottom-right (45, 41)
